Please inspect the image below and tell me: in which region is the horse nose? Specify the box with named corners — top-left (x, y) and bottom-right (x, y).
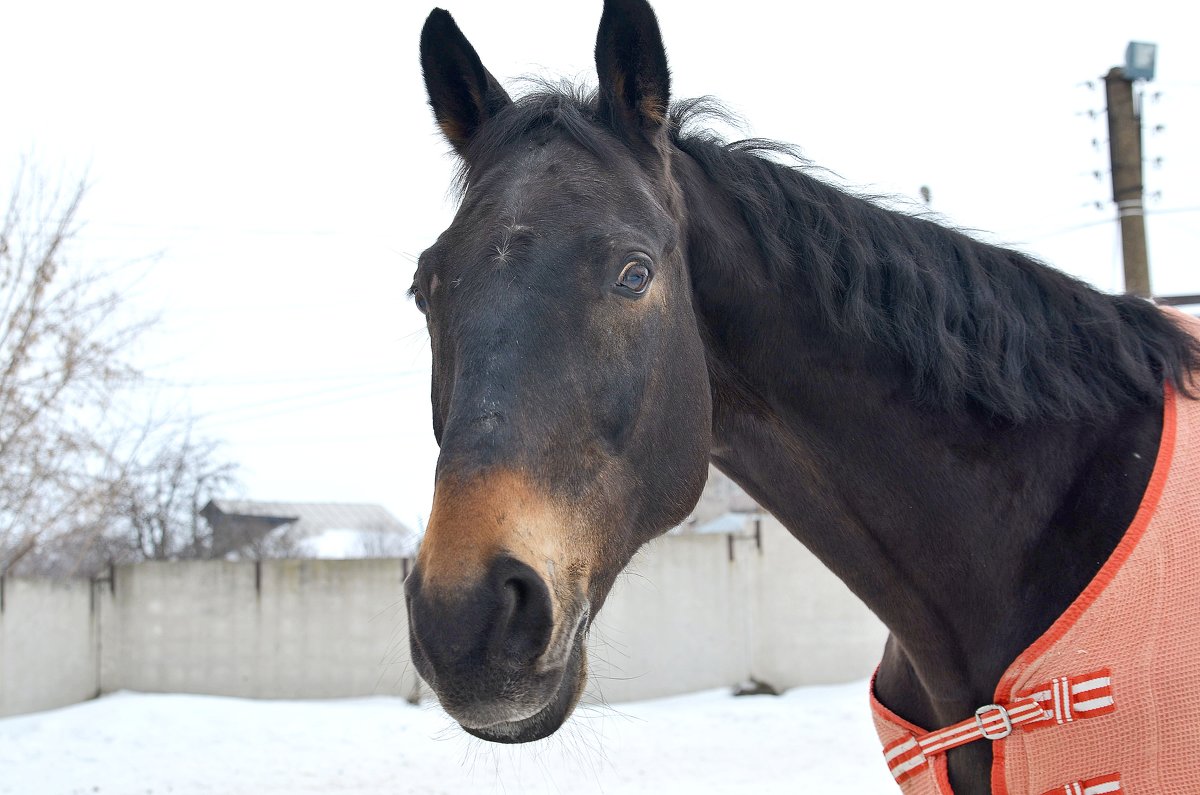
top-left (407, 555), bottom-right (554, 676)
top-left (490, 556), bottom-right (554, 663)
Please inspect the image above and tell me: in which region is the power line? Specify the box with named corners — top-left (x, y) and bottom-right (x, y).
top-left (232, 430), bottom-right (432, 448)
top-left (135, 368), bottom-right (428, 390)
top-left (192, 379), bottom-right (404, 419)
top-left (83, 219), bottom-right (399, 240)
top-left (1011, 217), bottom-right (1113, 245)
top-left (193, 381), bottom-right (408, 431)
top-left (1010, 206), bottom-right (1198, 247)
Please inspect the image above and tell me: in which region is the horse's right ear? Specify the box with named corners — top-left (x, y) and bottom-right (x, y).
top-left (420, 9), bottom-right (512, 157)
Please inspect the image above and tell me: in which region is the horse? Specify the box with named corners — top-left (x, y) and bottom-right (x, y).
top-left (403, 1), bottom-right (1200, 791)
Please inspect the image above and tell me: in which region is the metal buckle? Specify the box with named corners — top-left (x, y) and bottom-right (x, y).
top-left (974, 704), bottom-right (1014, 740)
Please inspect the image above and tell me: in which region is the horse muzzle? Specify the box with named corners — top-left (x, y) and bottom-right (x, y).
top-left (405, 555), bottom-right (590, 743)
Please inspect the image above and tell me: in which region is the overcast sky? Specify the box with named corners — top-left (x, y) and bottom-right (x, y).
top-left (2, 0), bottom-right (1197, 531)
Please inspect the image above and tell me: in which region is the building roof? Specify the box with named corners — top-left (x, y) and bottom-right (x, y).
top-left (205, 500), bottom-right (412, 537)
top-left (201, 499), bottom-right (420, 560)
top-left (691, 511), bottom-right (758, 536)
top-left (671, 467), bottom-right (763, 536)
top-left (289, 528), bottom-right (417, 559)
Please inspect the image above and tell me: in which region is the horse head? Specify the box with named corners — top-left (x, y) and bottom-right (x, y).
top-left (405, 0), bottom-right (712, 743)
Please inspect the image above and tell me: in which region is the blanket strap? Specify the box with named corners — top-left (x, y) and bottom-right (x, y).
top-left (882, 667), bottom-right (1116, 785)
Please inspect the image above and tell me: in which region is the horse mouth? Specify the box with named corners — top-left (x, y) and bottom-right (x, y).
top-left (459, 631), bottom-right (588, 744)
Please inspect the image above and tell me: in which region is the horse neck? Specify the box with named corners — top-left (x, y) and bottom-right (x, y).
top-left (671, 145), bottom-right (1159, 735)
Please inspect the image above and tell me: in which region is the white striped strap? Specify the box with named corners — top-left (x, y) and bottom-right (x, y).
top-left (1039, 771), bottom-right (1122, 795)
top-left (882, 696), bottom-right (1048, 783)
top-left (916, 697), bottom-right (1048, 755)
top-left (881, 668), bottom-right (1118, 785)
top-left (882, 734), bottom-right (927, 785)
top-left (1019, 667), bottom-right (1116, 728)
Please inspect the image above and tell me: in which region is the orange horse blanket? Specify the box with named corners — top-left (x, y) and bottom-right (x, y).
top-left (871, 353), bottom-right (1200, 792)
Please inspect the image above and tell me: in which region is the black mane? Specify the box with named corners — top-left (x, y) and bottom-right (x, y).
top-left (455, 83), bottom-right (1200, 424)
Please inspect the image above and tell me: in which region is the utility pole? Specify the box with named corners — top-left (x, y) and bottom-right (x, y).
top-left (1104, 55), bottom-right (1153, 297)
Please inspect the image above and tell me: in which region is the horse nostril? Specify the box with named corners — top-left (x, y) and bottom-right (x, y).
top-left (502, 576), bottom-right (528, 616)
top-left (491, 557), bottom-right (554, 665)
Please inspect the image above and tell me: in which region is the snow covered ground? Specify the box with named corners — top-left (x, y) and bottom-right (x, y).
top-left (0, 681), bottom-right (895, 794)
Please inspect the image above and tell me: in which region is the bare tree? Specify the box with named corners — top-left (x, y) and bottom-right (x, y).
top-left (0, 165), bottom-right (144, 573)
top-left (356, 523), bottom-right (417, 558)
top-left (119, 426), bottom-right (239, 561)
top-left (239, 524), bottom-right (303, 561)
top-left (13, 422), bottom-right (240, 576)
top-left (0, 164), bottom-right (244, 577)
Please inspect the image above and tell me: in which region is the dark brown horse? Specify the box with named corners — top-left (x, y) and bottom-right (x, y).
top-left (404, 1), bottom-right (1199, 790)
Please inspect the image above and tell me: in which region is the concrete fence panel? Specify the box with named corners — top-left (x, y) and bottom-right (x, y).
top-left (0, 577), bottom-right (98, 718)
top-left (587, 518), bottom-right (887, 704)
top-left (587, 532), bottom-right (754, 704)
top-left (99, 559), bottom-right (416, 701)
top-left (749, 520), bottom-right (889, 690)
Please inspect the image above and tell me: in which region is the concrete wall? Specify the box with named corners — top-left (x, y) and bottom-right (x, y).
top-left (586, 517), bottom-right (887, 703)
top-left (0, 576), bottom-right (98, 718)
top-left (589, 532), bottom-right (755, 703)
top-left (1, 519), bottom-right (887, 717)
top-left (99, 559), bottom-right (417, 701)
top-left (749, 519), bottom-right (889, 690)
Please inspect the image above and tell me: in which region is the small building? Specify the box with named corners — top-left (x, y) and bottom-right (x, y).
top-left (200, 500), bottom-right (418, 560)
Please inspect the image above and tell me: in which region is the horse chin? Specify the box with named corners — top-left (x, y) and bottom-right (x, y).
top-left (461, 635), bottom-right (588, 744)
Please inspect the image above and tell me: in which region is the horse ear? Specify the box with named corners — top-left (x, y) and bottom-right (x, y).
top-left (420, 9), bottom-right (512, 157)
top-left (594, 0), bottom-right (671, 143)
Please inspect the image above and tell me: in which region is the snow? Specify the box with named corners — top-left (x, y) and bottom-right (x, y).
top-left (292, 528), bottom-right (416, 559)
top-left (0, 681), bottom-right (895, 794)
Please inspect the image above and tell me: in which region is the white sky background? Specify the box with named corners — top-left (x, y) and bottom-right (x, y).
top-left (1, 0), bottom-right (1197, 531)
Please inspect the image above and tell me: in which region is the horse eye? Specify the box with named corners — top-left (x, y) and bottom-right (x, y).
top-left (414, 292), bottom-right (429, 314)
top-left (617, 261), bottom-right (652, 294)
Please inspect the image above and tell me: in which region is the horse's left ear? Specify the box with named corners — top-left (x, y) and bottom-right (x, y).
top-left (594, 0), bottom-right (671, 145)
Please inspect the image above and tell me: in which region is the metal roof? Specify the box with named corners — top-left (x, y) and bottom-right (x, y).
top-left (206, 500), bottom-right (413, 538)
top-left (690, 511), bottom-right (758, 536)
top-left (670, 467), bottom-right (763, 535)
